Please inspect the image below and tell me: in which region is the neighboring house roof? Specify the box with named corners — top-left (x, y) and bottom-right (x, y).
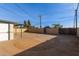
top-left (0, 19), bottom-right (17, 24)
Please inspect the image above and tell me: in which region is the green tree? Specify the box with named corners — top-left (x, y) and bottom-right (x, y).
top-left (23, 20), bottom-right (27, 28)
top-left (44, 26), bottom-right (50, 28)
top-left (23, 20), bottom-right (31, 28)
top-left (27, 20), bottom-right (31, 27)
top-left (52, 24), bottom-right (63, 28)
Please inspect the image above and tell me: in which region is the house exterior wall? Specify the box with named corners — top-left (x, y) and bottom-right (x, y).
top-left (0, 23), bottom-right (14, 41)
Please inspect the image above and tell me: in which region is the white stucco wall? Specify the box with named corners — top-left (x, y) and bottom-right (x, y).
top-left (0, 23), bottom-right (14, 41)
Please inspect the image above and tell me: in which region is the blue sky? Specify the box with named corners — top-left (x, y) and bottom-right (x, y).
top-left (0, 3), bottom-right (78, 28)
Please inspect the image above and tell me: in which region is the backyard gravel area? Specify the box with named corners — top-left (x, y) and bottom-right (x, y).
top-left (15, 33), bottom-right (79, 56)
top-left (0, 33), bottom-right (55, 56)
top-left (0, 32), bottom-right (79, 56)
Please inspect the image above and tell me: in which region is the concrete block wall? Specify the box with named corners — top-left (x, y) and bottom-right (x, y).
top-left (28, 28), bottom-right (59, 35)
top-left (46, 28), bottom-right (59, 35)
top-left (28, 28), bottom-right (44, 33)
top-left (77, 28), bottom-right (79, 37)
top-left (14, 28), bottom-right (27, 33)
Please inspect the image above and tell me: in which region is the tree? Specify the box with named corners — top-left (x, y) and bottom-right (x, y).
top-left (27, 20), bottom-right (31, 27)
top-left (44, 26), bottom-right (50, 28)
top-left (23, 20), bottom-right (27, 28)
top-left (23, 20), bottom-right (31, 28)
top-left (52, 24), bottom-right (63, 28)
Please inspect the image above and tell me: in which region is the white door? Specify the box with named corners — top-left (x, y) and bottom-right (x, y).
top-left (0, 23), bottom-right (8, 41)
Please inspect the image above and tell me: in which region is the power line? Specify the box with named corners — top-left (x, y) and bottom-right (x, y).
top-left (54, 15), bottom-right (74, 20)
top-left (0, 4), bottom-right (76, 28)
top-left (0, 6), bottom-right (26, 21)
top-left (15, 4), bottom-right (42, 28)
top-left (15, 4), bottom-right (75, 18)
top-left (15, 4), bottom-right (34, 21)
top-left (15, 4), bottom-right (27, 13)
top-left (15, 4), bottom-right (30, 17)
top-left (34, 17), bottom-right (74, 27)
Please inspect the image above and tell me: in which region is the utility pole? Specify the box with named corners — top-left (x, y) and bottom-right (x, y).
top-left (73, 15), bottom-right (76, 28)
top-left (39, 15), bottom-right (42, 28)
top-left (75, 9), bottom-right (77, 36)
top-left (75, 3), bottom-right (79, 36)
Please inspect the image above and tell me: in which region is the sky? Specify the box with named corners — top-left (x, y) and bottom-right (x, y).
top-left (0, 3), bottom-right (78, 28)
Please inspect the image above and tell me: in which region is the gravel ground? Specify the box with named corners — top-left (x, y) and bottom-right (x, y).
top-left (0, 32), bottom-right (55, 56)
top-left (15, 33), bottom-right (79, 56)
top-left (0, 32), bottom-right (79, 56)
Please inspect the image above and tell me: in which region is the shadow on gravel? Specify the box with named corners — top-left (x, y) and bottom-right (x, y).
top-left (15, 35), bottom-right (79, 56)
